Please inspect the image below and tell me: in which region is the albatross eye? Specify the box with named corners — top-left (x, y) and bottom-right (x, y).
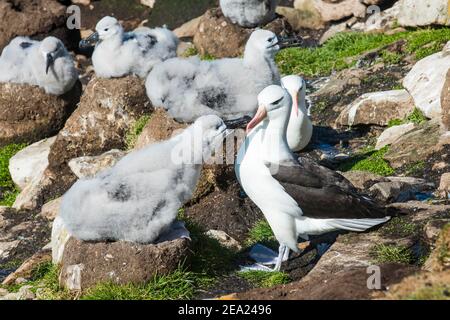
top-left (104, 28), bottom-right (109, 32)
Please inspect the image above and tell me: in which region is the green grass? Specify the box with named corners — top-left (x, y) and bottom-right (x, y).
top-left (338, 146), bottom-right (395, 176)
top-left (387, 108), bottom-right (428, 130)
top-left (276, 28), bottom-right (450, 77)
top-left (372, 244), bottom-right (414, 264)
top-left (0, 143), bottom-right (27, 206)
top-left (404, 161), bottom-right (426, 176)
top-left (407, 285), bottom-right (450, 300)
top-left (381, 50), bottom-right (402, 65)
top-left (380, 217), bottom-right (418, 238)
top-left (182, 46), bottom-right (198, 58)
top-left (125, 115), bottom-right (151, 150)
top-left (82, 268), bottom-right (204, 300)
top-left (245, 220), bottom-right (276, 247)
top-left (238, 270), bottom-right (290, 288)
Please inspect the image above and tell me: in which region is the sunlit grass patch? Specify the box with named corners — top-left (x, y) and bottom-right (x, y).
top-left (338, 146), bottom-right (395, 176)
top-left (371, 244), bottom-right (414, 264)
top-left (245, 220), bottom-right (276, 248)
top-left (238, 270), bottom-right (290, 288)
top-left (125, 115), bottom-right (151, 150)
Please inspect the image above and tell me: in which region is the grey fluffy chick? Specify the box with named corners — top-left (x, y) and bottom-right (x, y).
top-left (59, 115), bottom-right (228, 243)
top-left (0, 36), bottom-right (78, 95)
top-left (146, 29), bottom-right (282, 123)
top-left (80, 16), bottom-right (179, 78)
top-left (220, 0), bottom-right (278, 28)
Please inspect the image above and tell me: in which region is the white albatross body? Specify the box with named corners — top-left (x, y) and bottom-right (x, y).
top-left (235, 85), bottom-right (391, 270)
top-left (281, 75), bottom-right (313, 152)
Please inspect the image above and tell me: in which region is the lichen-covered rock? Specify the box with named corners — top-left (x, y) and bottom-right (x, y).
top-left (294, 0), bottom-right (366, 24)
top-left (0, 82), bottom-right (81, 147)
top-left (0, 0), bottom-right (80, 52)
top-left (398, 0), bottom-right (450, 27)
top-left (59, 229), bottom-right (191, 290)
top-left (340, 170), bottom-right (387, 190)
top-left (278, 4), bottom-right (325, 30)
top-left (438, 172), bottom-right (450, 199)
top-left (369, 177), bottom-right (435, 203)
top-left (193, 8), bottom-right (292, 58)
top-left (336, 90), bottom-right (415, 127)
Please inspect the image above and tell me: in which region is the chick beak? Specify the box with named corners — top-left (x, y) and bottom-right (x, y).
top-left (45, 53), bottom-right (54, 75)
top-left (224, 116), bottom-right (252, 129)
top-left (246, 105), bottom-right (268, 133)
top-left (276, 35), bottom-right (303, 50)
top-left (79, 31), bottom-right (100, 49)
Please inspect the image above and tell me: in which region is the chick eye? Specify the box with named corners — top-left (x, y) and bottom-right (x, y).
top-left (104, 28), bottom-right (109, 32)
top-left (215, 124), bottom-right (221, 130)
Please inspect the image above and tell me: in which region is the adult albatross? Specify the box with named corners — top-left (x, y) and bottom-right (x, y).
top-left (235, 85), bottom-right (395, 271)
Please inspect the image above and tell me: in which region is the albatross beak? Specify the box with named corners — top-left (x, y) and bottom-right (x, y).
top-left (246, 105), bottom-right (267, 133)
top-left (79, 32), bottom-right (100, 48)
top-left (275, 35), bottom-right (303, 50)
top-left (224, 116), bottom-right (252, 129)
top-left (45, 53), bottom-right (54, 75)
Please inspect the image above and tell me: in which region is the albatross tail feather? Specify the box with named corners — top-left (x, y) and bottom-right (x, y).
top-left (326, 217), bottom-right (391, 232)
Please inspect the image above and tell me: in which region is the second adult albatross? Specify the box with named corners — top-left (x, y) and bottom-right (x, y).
top-left (281, 75), bottom-right (313, 152)
top-left (235, 85), bottom-right (394, 271)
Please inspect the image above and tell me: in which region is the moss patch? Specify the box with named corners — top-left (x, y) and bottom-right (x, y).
top-left (0, 143), bottom-right (27, 206)
top-left (125, 115), bottom-right (151, 150)
top-left (338, 146), bottom-right (395, 176)
top-left (380, 217), bottom-right (418, 239)
top-left (237, 270), bottom-right (290, 288)
top-left (371, 244), bottom-right (414, 265)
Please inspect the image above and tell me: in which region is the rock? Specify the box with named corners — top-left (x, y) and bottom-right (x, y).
top-left (0, 207), bottom-right (50, 265)
top-left (28, 76), bottom-right (152, 210)
top-left (193, 8), bottom-right (291, 58)
top-left (0, 0), bottom-right (80, 52)
top-left (424, 223), bottom-right (450, 272)
top-left (16, 285), bottom-right (35, 300)
top-left (2, 251), bottom-right (51, 286)
top-left (0, 288), bottom-right (8, 297)
top-left (12, 170), bottom-right (54, 212)
top-left (369, 177), bottom-right (435, 203)
top-left (205, 230), bottom-right (242, 251)
top-left (173, 16), bottom-right (202, 38)
top-left (441, 69), bottom-right (450, 132)
top-left (438, 172), bottom-right (450, 198)
top-left (294, 0), bottom-right (366, 24)
top-left (59, 234), bottom-right (190, 290)
top-left (0, 82), bottom-right (82, 147)
top-left (398, 0), bottom-right (450, 27)
top-left (277, 5), bottom-right (324, 30)
top-left (51, 216), bottom-right (71, 265)
top-left (340, 170), bottom-right (387, 190)
top-left (39, 197), bottom-right (62, 222)
top-left (134, 108), bottom-right (187, 150)
top-left (423, 219), bottom-right (450, 245)
top-left (375, 123), bottom-right (416, 150)
top-left (403, 42), bottom-right (450, 120)
top-left (384, 119), bottom-right (442, 169)
top-left (336, 90), bottom-right (415, 127)
top-left (68, 149), bottom-right (127, 179)
top-left (352, 1), bottom-right (401, 33)
top-left (140, 0), bottom-right (156, 8)
top-left (8, 137), bottom-right (56, 190)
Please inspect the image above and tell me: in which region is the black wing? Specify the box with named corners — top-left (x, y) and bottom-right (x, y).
top-left (269, 158), bottom-right (390, 219)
